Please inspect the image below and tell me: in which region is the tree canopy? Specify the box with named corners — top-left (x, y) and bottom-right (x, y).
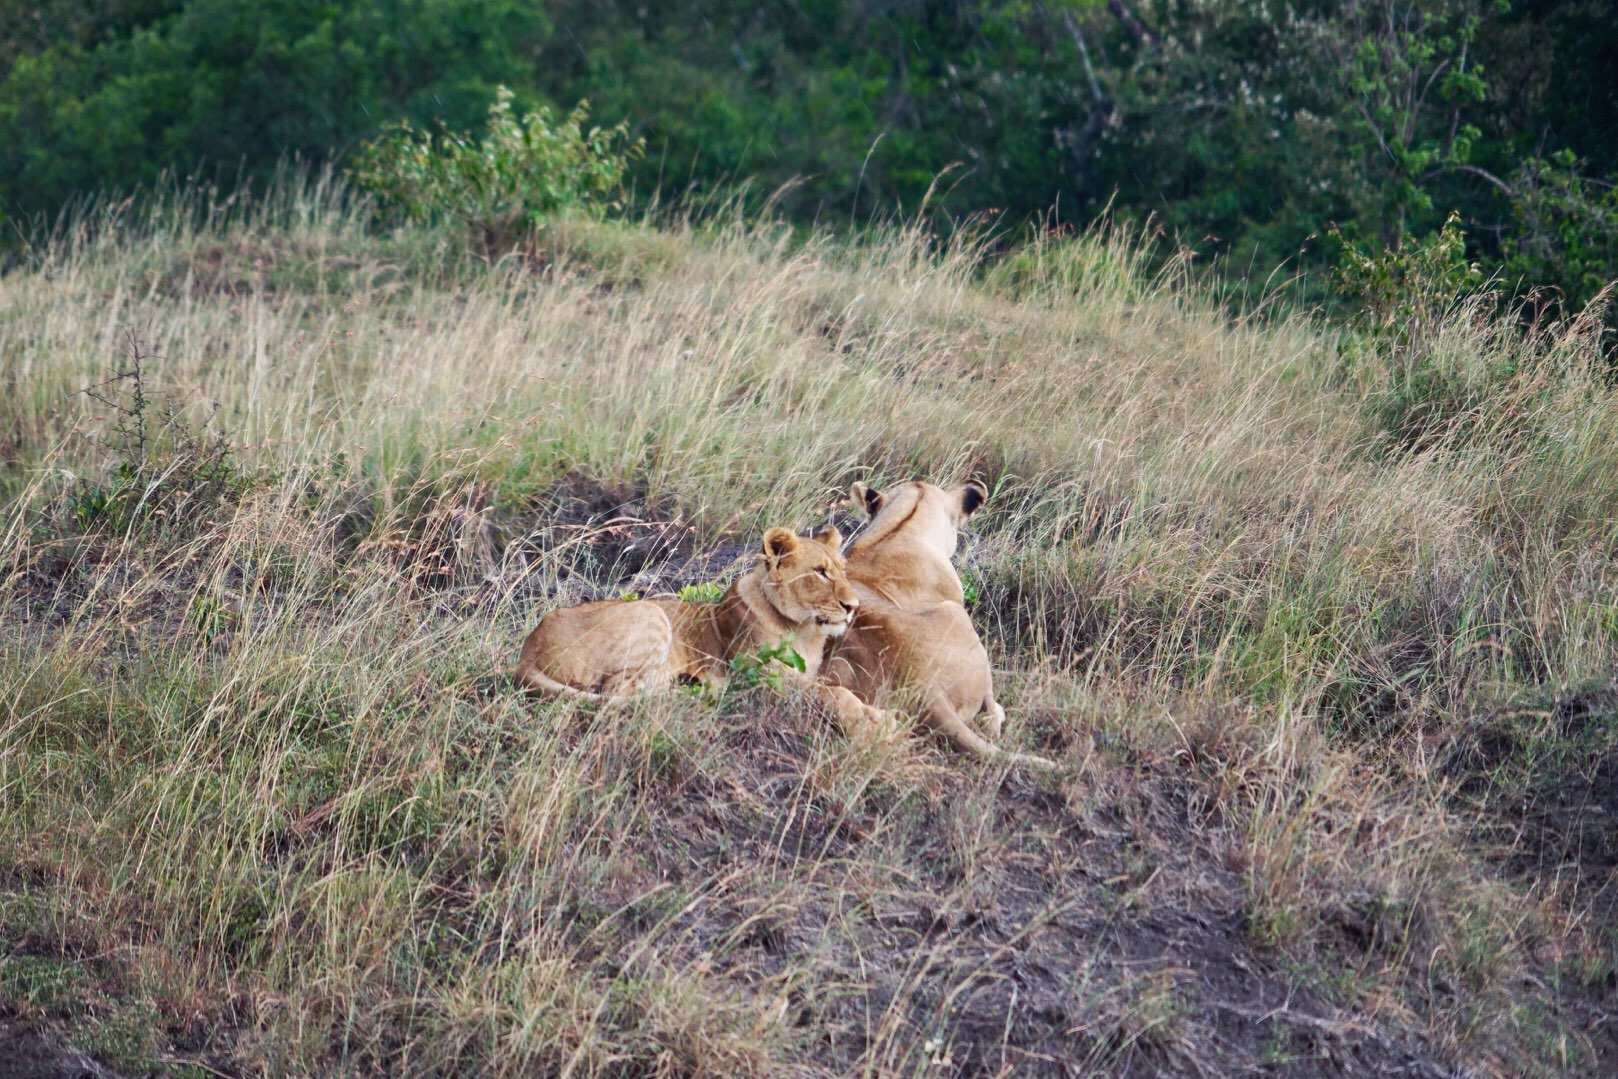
top-left (1, 0), bottom-right (1614, 312)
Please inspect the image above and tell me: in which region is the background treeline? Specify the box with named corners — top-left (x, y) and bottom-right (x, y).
top-left (1, 0), bottom-right (1615, 311)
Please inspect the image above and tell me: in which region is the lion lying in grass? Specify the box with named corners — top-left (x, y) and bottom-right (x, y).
top-left (821, 480), bottom-right (1056, 771)
top-left (517, 526), bottom-right (882, 725)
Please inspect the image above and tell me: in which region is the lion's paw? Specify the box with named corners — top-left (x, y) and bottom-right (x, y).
top-left (978, 701), bottom-right (1005, 741)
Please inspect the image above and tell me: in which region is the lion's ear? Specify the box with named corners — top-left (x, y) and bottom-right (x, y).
top-left (761, 527), bottom-right (800, 566)
top-left (959, 480), bottom-right (988, 517)
top-left (813, 525), bottom-right (842, 549)
top-left (851, 482), bottom-right (883, 517)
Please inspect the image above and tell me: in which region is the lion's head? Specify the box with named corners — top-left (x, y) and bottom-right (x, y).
top-left (758, 526), bottom-right (858, 635)
top-left (847, 479), bottom-right (987, 563)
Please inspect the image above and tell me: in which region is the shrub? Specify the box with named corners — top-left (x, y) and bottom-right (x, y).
top-left (677, 580), bottom-right (725, 604)
top-left (727, 642), bottom-right (806, 693)
top-left (1503, 151), bottom-right (1618, 326)
top-left (1331, 213), bottom-right (1515, 451)
top-left (0, 2), bottom-right (550, 221)
top-left (1331, 211), bottom-right (1485, 339)
top-left (351, 86), bottom-right (644, 249)
top-left (65, 338), bottom-right (250, 537)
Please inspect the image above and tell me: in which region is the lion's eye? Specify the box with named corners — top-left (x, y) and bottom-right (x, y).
top-left (817, 568), bottom-right (831, 579)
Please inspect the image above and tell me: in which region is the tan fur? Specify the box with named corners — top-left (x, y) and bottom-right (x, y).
top-left (517, 526), bottom-right (878, 721)
top-left (822, 480), bottom-right (1056, 771)
top-left (841, 479), bottom-right (976, 607)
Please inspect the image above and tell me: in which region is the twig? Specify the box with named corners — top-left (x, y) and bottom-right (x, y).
top-left (1107, 0), bottom-right (1158, 46)
top-left (1064, 11), bottom-right (1107, 108)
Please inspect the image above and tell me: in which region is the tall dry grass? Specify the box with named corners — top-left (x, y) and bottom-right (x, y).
top-left (2, 176), bottom-right (1615, 1073)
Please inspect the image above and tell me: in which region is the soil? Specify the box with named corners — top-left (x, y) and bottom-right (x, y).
top-left (0, 1022), bottom-right (119, 1079)
top-left (569, 697), bottom-right (1468, 1077)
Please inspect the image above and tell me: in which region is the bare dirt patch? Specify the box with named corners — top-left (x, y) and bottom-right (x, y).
top-left (0, 1021), bottom-right (120, 1079)
top-left (543, 696), bottom-right (1461, 1076)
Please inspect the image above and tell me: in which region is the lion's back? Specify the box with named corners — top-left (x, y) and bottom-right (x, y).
top-left (832, 599), bottom-right (986, 697)
top-left (520, 599), bottom-right (675, 693)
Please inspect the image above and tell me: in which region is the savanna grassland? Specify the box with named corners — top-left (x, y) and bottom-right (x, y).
top-left (3, 178), bottom-right (1617, 1076)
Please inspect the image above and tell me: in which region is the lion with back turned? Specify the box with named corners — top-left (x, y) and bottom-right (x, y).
top-left (818, 479), bottom-right (1055, 771)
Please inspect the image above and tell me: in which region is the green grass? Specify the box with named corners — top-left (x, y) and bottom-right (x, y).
top-left (1, 955), bottom-right (84, 1008)
top-left (2, 174), bottom-right (1615, 1073)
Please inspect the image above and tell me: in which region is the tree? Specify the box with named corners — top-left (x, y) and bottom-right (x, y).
top-left (0, 0), bottom-right (551, 218)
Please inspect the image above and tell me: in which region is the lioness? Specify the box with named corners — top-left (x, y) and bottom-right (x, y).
top-left (517, 526), bottom-right (879, 717)
top-left (821, 480), bottom-right (1056, 771)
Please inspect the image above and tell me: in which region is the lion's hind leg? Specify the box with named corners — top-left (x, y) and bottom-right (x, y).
top-left (515, 602), bottom-right (676, 700)
top-left (516, 666), bottom-right (606, 700)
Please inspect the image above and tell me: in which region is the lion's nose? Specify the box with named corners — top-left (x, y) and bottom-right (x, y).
top-left (841, 598), bottom-right (857, 614)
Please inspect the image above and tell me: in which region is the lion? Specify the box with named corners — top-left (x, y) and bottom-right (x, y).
top-left (819, 480), bottom-right (1056, 771)
top-left (516, 525), bottom-right (882, 723)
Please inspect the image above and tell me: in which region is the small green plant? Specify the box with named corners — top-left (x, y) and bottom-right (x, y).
top-left (727, 641), bottom-right (806, 694)
top-left (1244, 900), bottom-right (1301, 949)
top-left (678, 580), bottom-right (725, 604)
top-left (1446, 898), bottom-right (1510, 991)
top-left (1331, 211), bottom-right (1484, 337)
top-left (618, 590), bottom-right (641, 602)
top-left (0, 954), bottom-right (82, 1008)
top-left (72, 1004), bottom-right (158, 1072)
top-left (187, 591), bottom-right (237, 644)
top-left (645, 729), bottom-right (680, 779)
top-left (1329, 215), bottom-right (1529, 451)
top-left (352, 86), bottom-right (644, 248)
top-left (959, 568), bottom-right (983, 607)
top-left (1262, 1028), bottom-right (1295, 1066)
top-left (68, 336), bottom-right (248, 535)
top-left (67, 461), bottom-right (141, 533)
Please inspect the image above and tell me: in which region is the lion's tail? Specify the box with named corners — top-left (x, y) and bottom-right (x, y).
top-left (923, 690), bottom-right (1057, 772)
top-left (513, 664), bottom-right (606, 700)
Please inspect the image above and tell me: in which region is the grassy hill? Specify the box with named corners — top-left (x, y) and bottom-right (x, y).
top-left (2, 178), bottom-right (1616, 1075)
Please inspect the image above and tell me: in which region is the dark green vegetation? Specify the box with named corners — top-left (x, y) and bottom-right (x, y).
top-left (2, 0), bottom-right (1615, 319)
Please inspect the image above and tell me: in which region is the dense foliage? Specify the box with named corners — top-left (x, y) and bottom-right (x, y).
top-left (0, 1), bottom-right (549, 216)
top-left (1, 0), bottom-right (1614, 312)
top-left (352, 88), bottom-right (643, 244)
